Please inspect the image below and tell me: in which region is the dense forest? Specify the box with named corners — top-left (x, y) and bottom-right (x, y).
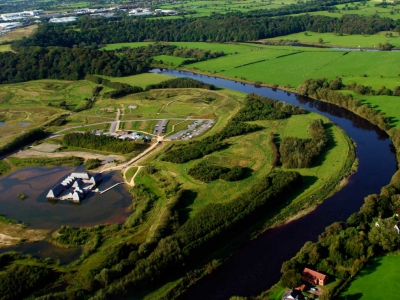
top-left (0, 47), bottom-right (150, 84)
top-left (13, 14), bottom-right (397, 48)
top-left (62, 132), bottom-right (149, 154)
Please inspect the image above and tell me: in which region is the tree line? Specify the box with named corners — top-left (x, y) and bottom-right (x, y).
top-left (0, 46), bottom-right (151, 84)
top-left (115, 42), bottom-right (225, 65)
top-left (62, 132), bottom-right (149, 154)
top-left (297, 77), bottom-right (392, 130)
top-left (13, 14), bottom-right (397, 48)
top-left (0, 128), bottom-right (47, 156)
top-left (279, 119), bottom-right (328, 168)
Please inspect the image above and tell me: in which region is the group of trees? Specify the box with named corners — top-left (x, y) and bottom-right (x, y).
top-left (233, 93), bottom-right (305, 122)
top-left (0, 128), bottom-right (47, 156)
top-left (0, 263), bottom-right (56, 300)
top-left (146, 77), bottom-right (215, 90)
top-left (13, 13), bottom-right (398, 48)
top-left (297, 77), bottom-right (392, 130)
top-left (62, 132), bottom-right (148, 154)
top-left (279, 119), bottom-right (328, 168)
top-left (280, 170), bottom-right (400, 296)
top-left (116, 42), bottom-right (225, 65)
top-left (188, 161), bottom-right (246, 182)
top-left (0, 46), bottom-right (150, 84)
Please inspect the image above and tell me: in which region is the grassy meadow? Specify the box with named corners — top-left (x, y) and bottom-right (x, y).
top-left (341, 254), bottom-right (400, 299)
top-left (137, 112), bottom-right (350, 217)
top-left (0, 79), bottom-right (98, 146)
top-left (101, 73), bottom-right (173, 88)
top-left (264, 31), bottom-right (400, 48)
top-left (0, 25), bottom-right (37, 43)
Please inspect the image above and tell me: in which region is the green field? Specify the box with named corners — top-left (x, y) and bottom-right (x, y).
top-left (155, 0), bottom-right (298, 17)
top-left (152, 55), bottom-right (189, 66)
top-left (101, 73), bottom-right (173, 88)
top-left (139, 112), bottom-right (350, 217)
top-left (0, 44), bottom-right (12, 52)
top-left (182, 46), bottom-right (400, 89)
top-left (264, 31), bottom-right (400, 48)
top-left (103, 41), bottom-right (269, 54)
top-left (0, 79), bottom-right (96, 146)
top-left (341, 254), bottom-right (400, 299)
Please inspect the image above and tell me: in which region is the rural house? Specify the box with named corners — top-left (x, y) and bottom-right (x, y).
top-left (302, 268), bottom-right (328, 286)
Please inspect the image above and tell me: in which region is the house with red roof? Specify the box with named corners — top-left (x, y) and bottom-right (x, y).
top-left (302, 268), bottom-right (328, 286)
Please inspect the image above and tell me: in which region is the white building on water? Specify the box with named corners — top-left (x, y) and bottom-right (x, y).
top-left (46, 172), bottom-right (102, 202)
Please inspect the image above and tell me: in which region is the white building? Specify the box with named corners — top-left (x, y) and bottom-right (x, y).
top-left (0, 22), bottom-right (22, 30)
top-left (49, 17), bottom-right (78, 23)
top-left (129, 8), bottom-right (152, 16)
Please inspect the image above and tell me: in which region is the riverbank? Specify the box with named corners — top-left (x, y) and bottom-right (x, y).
top-left (0, 217), bottom-right (49, 248)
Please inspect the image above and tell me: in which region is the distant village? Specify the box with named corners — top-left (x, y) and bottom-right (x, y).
top-left (46, 172), bottom-right (102, 202)
top-left (0, 4), bottom-right (179, 34)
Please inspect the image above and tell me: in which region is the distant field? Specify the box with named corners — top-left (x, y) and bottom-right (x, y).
top-left (292, 1), bottom-right (400, 20)
top-left (180, 47), bottom-right (400, 89)
top-left (0, 25), bottom-right (37, 43)
top-left (155, 0), bottom-right (298, 17)
top-left (264, 31), bottom-right (400, 48)
top-left (341, 254), bottom-right (400, 299)
top-left (152, 55), bottom-right (188, 66)
top-left (0, 79), bottom-right (95, 146)
top-left (101, 73), bottom-right (173, 88)
top-left (103, 41), bottom-right (268, 54)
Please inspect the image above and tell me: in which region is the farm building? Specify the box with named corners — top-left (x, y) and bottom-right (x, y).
top-left (302, 268), bottom-right (328, 286)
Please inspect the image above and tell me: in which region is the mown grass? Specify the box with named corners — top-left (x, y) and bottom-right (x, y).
top-left (339, 90), bottom-right (400, 128)
top-left (152, 55), bottom-right (189, 66)
top-left (341, 253), bottom-right (400, 299)
top-left (125, 166), bottom-right (138, 182)
top-left (100, 73), bottom-right (173, 88)
top-left (264, 31), bottom-right (400, 48)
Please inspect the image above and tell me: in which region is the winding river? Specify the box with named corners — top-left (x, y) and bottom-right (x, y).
top-left (151, 69), bottom-right (397, 299)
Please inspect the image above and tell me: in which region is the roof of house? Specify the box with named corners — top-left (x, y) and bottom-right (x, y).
top-left (302, 268), bottom-right (327, 280)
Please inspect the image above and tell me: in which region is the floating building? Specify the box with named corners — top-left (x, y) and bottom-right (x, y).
top-left (46, 172), bottom-right (102, 202)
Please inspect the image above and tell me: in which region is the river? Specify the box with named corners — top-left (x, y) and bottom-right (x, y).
top-left (150, 69), bottom-right (397, 299)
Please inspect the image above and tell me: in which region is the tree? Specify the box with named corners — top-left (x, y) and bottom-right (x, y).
top-left (280, 269), bottom-right (302, 288)
top-left (318, 38), bottom-right (324, 44)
